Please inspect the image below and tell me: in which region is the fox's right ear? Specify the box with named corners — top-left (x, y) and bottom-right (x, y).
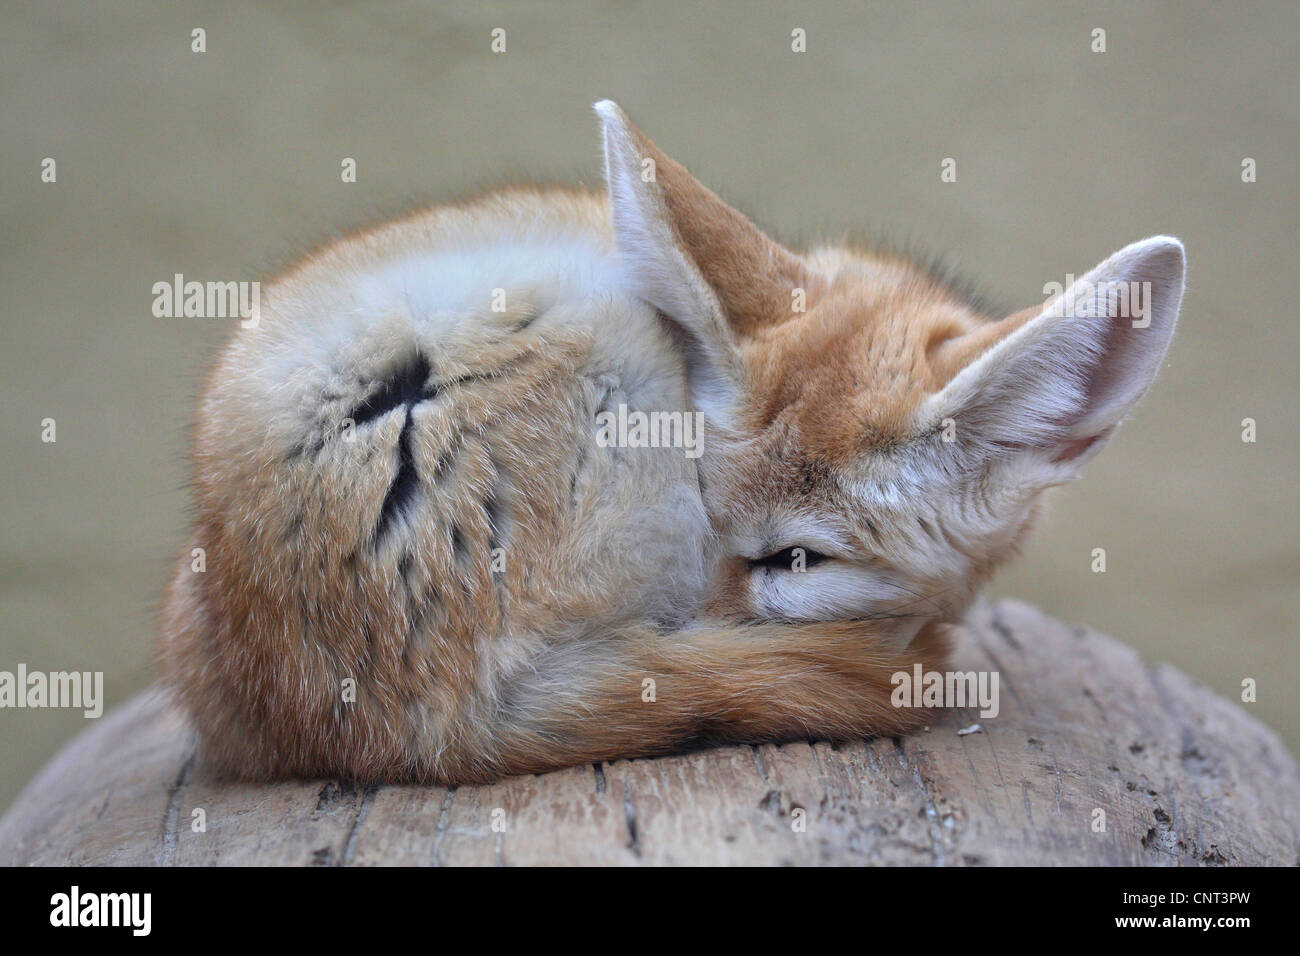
top-left (595, 100), bottom-right (805, 416)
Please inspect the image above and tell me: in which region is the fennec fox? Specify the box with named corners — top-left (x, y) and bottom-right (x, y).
top-left (162, 101), bottom-right (1184, 785)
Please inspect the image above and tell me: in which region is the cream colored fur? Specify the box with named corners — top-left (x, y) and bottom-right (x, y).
top-left (161, 102), bottom-right (1184, 784)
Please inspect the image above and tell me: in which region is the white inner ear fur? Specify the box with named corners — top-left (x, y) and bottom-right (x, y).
top-left (594, 100), bottom-right (741, 421)
top-left (917, 236), bottom-right (1185, 479)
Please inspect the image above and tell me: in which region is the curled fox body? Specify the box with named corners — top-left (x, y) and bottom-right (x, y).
top-left (162, 102), bottom-right (1185, 784)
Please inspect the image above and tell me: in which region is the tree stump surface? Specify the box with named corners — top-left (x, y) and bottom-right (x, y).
top-left (1, 599), bottom-right (1296, 866)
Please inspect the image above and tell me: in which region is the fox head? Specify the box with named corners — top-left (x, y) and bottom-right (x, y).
top-left (596, 101), bottom-right (1185, 631)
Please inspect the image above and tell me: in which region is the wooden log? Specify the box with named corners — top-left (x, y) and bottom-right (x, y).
top-left (1, 600), bottom-right (1296, 866)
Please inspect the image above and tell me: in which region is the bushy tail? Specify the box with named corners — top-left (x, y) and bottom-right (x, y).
top-left (475, 618), bottom-right (951, 779)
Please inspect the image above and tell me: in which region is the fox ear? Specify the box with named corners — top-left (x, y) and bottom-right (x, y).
top-left (919, 236), bottom-right (1185, 482)
top-left (594, 100), bottom-right (806, 414)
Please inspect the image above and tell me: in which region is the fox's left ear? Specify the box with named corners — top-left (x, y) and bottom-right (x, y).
top-left (918, 236), bottom-right (1185, 482)
top-left (594, 100), bottom-right (807, 417)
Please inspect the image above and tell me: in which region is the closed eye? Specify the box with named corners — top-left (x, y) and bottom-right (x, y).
top-left (748, 546), bottom-right (829, 571)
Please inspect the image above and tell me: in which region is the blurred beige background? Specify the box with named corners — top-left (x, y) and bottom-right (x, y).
top-left (2, 1), bottom-right (1296, 812)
